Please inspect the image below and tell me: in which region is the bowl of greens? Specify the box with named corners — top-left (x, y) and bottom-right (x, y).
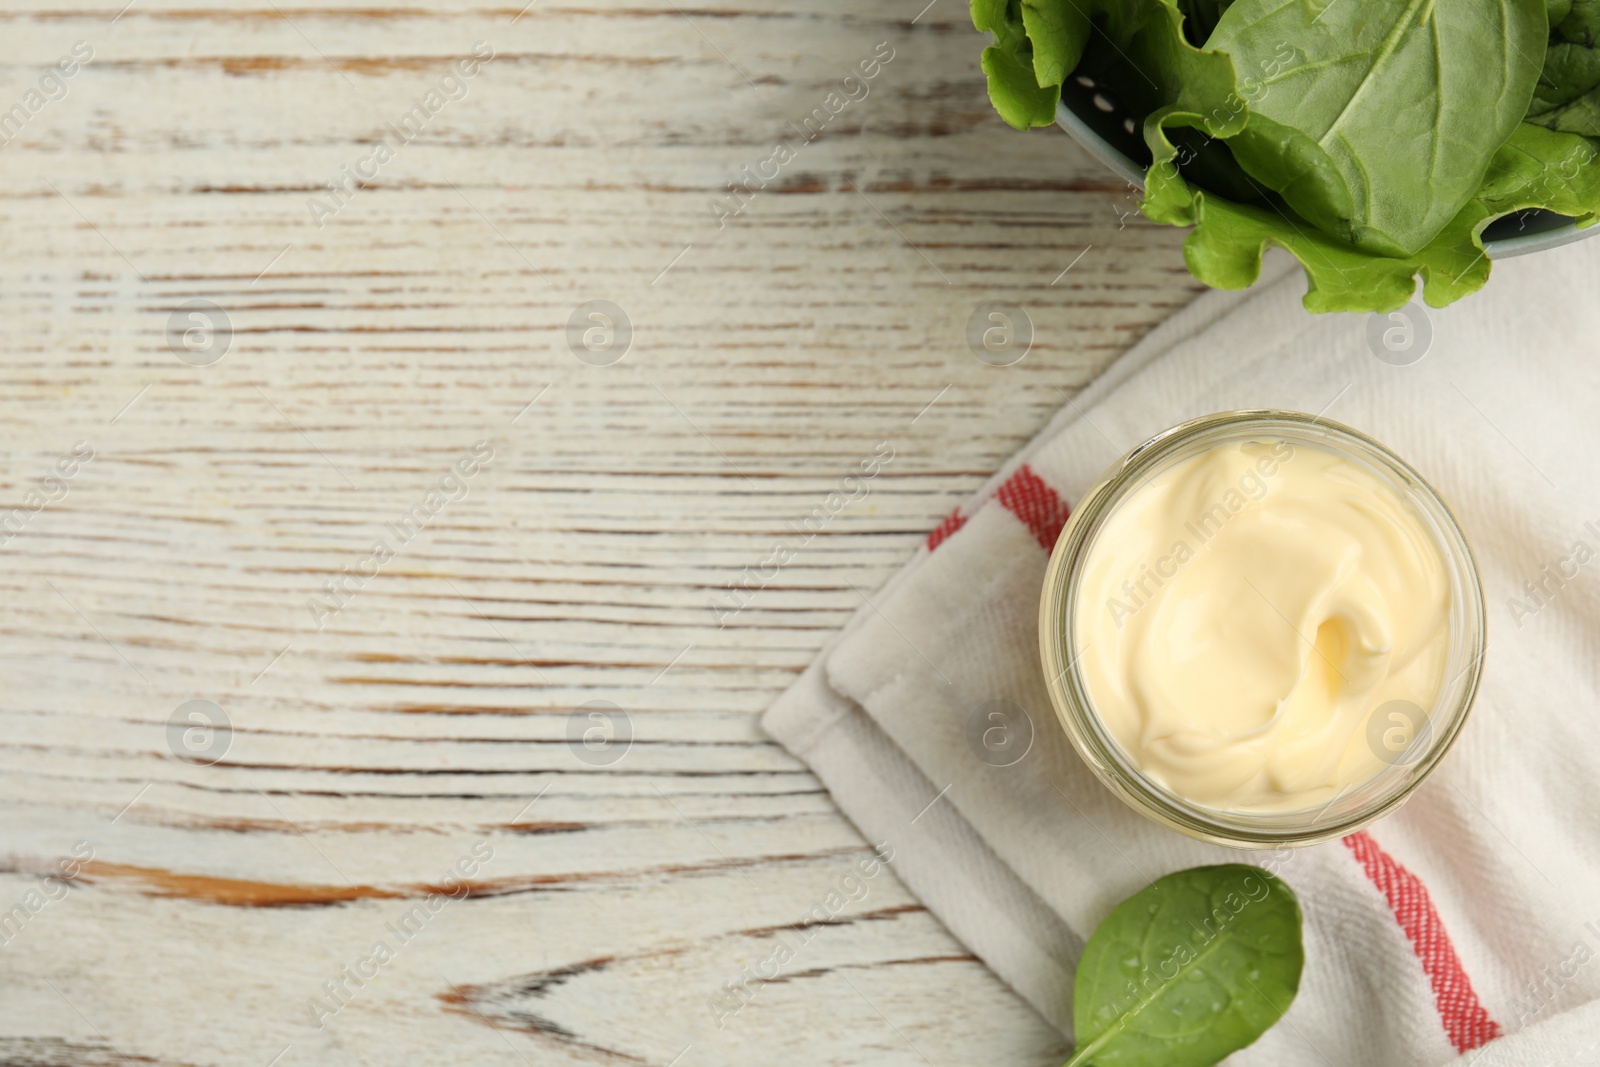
top-left (974, 0), bottom-right (1600, 312)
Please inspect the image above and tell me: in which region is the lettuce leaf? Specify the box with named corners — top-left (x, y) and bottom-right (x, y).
top-left (1414, 123), bottom-right (1600, 301)
top-left (972, 0), bottom-right (1600, 313)
top-left (1174, 0), bottom-right (1233, 44)
top-left (1108, 0), bottom-right (1242, 130)
top-left (1021, 0), bottom-right (1090, 88)
top-left (973, 0), bottom-right (1232, 130)
top-left (1147, 112), bottom-right (1600, 312)
top-left (1143, 107), bottom-right (1425, 312)
top-left (973, 0), bottom-right (1090, 129)
top-left (980, 42), bottom-right (1061, 129)
top-left (974, 0), bottom-right (1051, 129)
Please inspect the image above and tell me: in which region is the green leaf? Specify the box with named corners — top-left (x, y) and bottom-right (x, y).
top-left (1142, 107), bottom-right (1425, 313)
top-left (1064, 865), bottom-right (1304, 1067)
top-left (1121, 0), bottom-right (1244, 129)
top-left (972, 0), bottom-right (1594, 312)
top-left (1145, 115), bottom-right (1600, 313)
top-left (1471, 123), bottom-right (1600, 221)
top-left (981, 43), bottom-right (1062, 129)
top-left (970, 0), bottom-right (1013, 37)
top-left (1067, 0), bottom-right (1245, 141)
top-left (1175, 0), bottom-right (1234, 44)
top-left (1021, 0), bottom-right (1092, 88)
top-left (1207, 0), bottom-right (1546, 256)
top-left (1529, 89), bottom-right (1600, 135)
top-left (972, 0), bottom-right (1072, 129)
top-left (1529, 42), bottom-right (1600, 135)
top-left (1551, 0), bottom-right (1576, 26)
top-left (974, 0), bottom-right (1230, 133)
top-left (1532, 42), bottom-right (1600, 113)
top-left (1412, 122), bottom-right (1600, 305)
top-left (1559, 0), bottom-right (1600, 43)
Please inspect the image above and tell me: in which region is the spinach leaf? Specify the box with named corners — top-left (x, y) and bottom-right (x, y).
top-left (1532, 42), bottom-right (1600, 112)
top-left (1528, 42), bottom-right (1600, 134)
top-left (1207, 0), bottom-right (1545, 257)
top-left (1534, 92), bottom-right (1600, 133)
top-left (969, 0), bottom-right (1598, 312)
top-left (1559, 0), bottom-right (1600, 43)
top-left (1064, 864), bottom-right (1303, 1067)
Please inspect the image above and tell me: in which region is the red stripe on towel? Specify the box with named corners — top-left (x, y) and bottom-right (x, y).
top-left (1343, 831), bottom-right (1501, 1052)
top-left (926, 508), bottom-right (967, 552)
top-left (995, 465), bottom-right (1071, 551)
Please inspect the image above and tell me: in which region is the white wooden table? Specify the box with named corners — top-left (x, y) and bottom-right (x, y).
top-left (0, 3), bottom-right (1203, 1063)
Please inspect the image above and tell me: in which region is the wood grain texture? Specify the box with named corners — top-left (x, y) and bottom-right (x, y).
top-left (0, 1), bottom-right (1202, 1064)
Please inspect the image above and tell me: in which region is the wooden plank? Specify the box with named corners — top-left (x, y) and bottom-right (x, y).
top-left (0, 1), bottom-right (1201, 1063)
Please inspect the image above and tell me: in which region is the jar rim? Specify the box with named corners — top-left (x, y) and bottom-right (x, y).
top-left (1037, 409), bottom-right (1487, 848)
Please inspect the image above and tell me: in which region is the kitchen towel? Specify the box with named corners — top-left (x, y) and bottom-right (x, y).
top-left (763, 240), bottom-right (1600, 1066)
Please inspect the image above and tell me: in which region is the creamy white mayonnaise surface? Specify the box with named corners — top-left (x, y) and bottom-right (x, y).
top-left (1073, 439), bottom-right (1451, 813)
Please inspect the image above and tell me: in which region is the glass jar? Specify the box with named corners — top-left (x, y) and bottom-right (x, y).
top-left (1038, 410), bottom-right (1487, 848)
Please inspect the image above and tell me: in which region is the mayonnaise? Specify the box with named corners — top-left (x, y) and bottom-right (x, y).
top-left (1072, 439), bottom-right (1452, 813)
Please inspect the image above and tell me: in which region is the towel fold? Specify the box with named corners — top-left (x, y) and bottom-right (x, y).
top-left (764, 243), bottom-right (1600, 1065)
